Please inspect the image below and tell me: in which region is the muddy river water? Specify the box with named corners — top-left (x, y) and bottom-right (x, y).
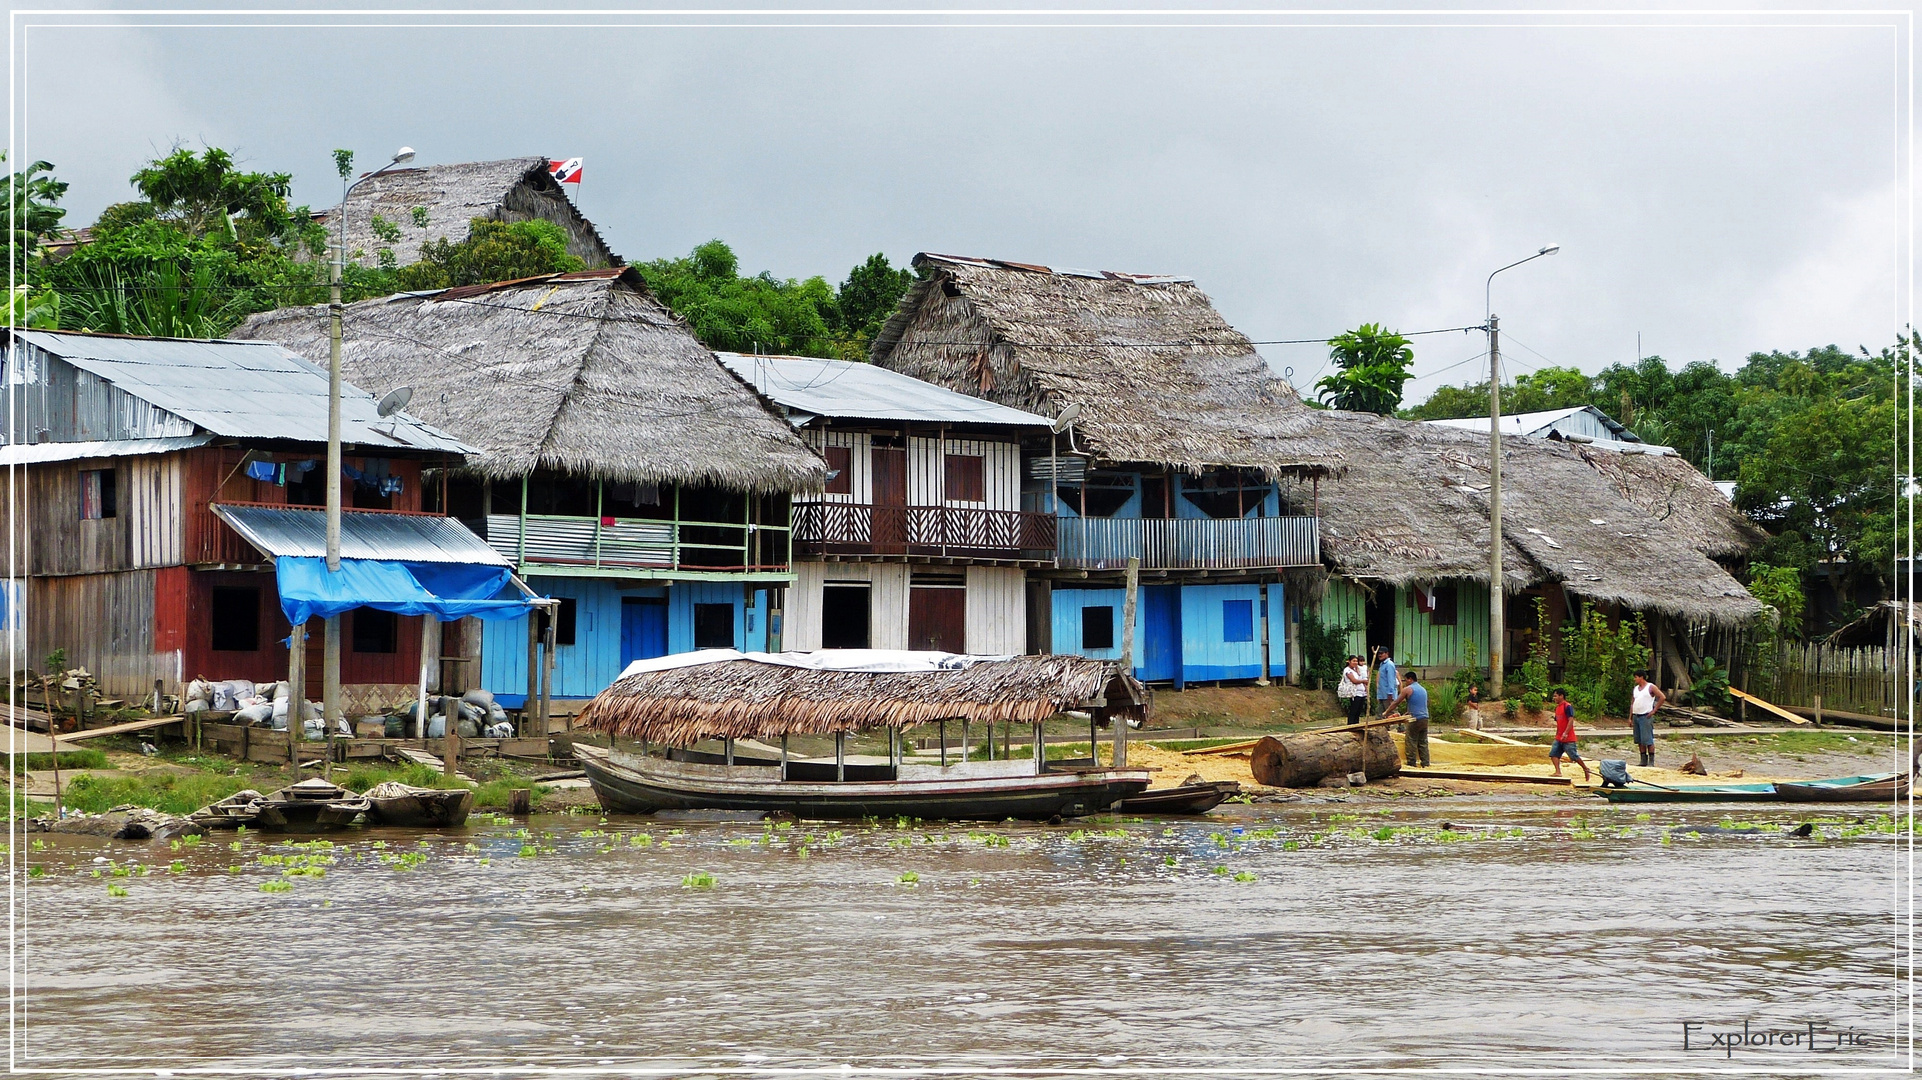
top-left (10, 798), bottom-right (1909, 1073)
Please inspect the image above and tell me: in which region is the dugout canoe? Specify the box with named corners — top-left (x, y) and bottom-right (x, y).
top-left (1772, 774), bottom-right (1909, 803)
top-left (1113, 781), bottom-right (1240, 815)
top-left (363, 781), bottom-right (475, 827)
top-left (576, 743), bottom-right (1149, 821)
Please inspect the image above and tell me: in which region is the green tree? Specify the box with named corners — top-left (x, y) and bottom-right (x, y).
top-left (6, 153), bottom-right (67, 264)
top-left (637, 240), bottom-right (838, 357)
top-left (830, 253), bottom-right (915, 356)
top-left (1315, 323), bottom-right (1415, 414)
top-left (129, 146), bottom-right (294, 241)
top-left (391, 218), bottom-right (584, 290)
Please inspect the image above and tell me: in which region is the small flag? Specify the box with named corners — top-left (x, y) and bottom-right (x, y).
top-left (1414, 585), bottom-right (1437, 614)
top-left (548, 158), bottom-right (583, 184)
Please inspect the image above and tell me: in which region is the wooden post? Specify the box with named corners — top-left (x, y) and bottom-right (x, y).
top-left (1033, 719), bottom-right (1045, 775)
top-left (417, 614), bottom-right (436, 741)
top-left (940, 719), bottom-right (947, 767)
top-left (1813, 693), bottom-right (1824, 727)
top-left (288, 620), bottom-right (306, 776)
top-left (525, 610), bottom-right (540, 738)
top-left (1110, 703), bottom-right (1129, 770)
top-left (724, 736), bottom-right (734, 769)
top-left (323, 614), bottom-right (340, 780)
top-left (781, 733), bottom-right (789, 779)
top-left (541, 622), bottom-right (557, 734)
top-left (442, 694), bottom-right (458, 778)
top-left (961, 719), bottom-right (971, 763)
top-left (834, 730), bottom-right (845, 782)
top-left (49, 728), bottom-right (62, 821)
top-left (1121, 557), bottom-right (1140, 678)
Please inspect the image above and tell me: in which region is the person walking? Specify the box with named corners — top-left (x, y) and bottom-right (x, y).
top-left (1630, 671), bottom-right (1667, 767)
top-left (1373, 647), bottom-right (1398, 718)
top-left (1383, 669), bottom-right (1431, 768)
top-left (1548, 688), bottom-right (1591, 782)
top-left (1338, 654), bottom-right (1369, 726)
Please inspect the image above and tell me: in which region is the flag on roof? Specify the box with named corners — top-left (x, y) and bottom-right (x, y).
top-left (548, 158), bottom-right (583, 184)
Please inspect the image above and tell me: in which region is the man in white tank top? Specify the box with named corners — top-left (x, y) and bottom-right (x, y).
top-left (1630, 672), bottom-right (1667, 767)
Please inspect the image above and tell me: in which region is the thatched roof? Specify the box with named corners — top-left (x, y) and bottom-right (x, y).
top-left (231, 268), bottom-right (824, 493)
top-left (320, 157), bottom-right (619, 269)
top-left (1310, 410), bottom-right (1764, 625)
top-left (576, 654), bottom-right (1137, 743)
top-left (1577, 449), bottom-right (1765, 560)
top-left (870, 254), bottom-right (1342, 478)
top-left (1824, 601), bottom-right (1919, 648)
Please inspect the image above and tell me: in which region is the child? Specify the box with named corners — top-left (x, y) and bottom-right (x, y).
top-left (1549, 688), bottom-right (1591, 782)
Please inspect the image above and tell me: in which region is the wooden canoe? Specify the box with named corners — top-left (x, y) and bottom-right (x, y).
top-left (576, 743), bottom-right (1148, 821)
top-left (1113, 781), bottom-right (1240, 815)
top-left (363, 782), bottom-right (475, 827)
top-left (256, 777), bottom-right (369, 831)
top-left (1773, 775), bottom-right (1909, 803)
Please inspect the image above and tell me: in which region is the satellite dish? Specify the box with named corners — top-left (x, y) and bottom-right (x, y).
top-left (376, 386), bottom-right (414, 418)
top-left (1051, 402), bottom-right (1083, 434)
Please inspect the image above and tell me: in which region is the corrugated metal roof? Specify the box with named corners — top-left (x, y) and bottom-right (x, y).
top-left (717, 353), bottom-right (1051, 428)
top-left (0, 435), bottom-right (211, 465)
top-left (13, 331), bottom-right (472, 454)
top-left (211, 504), bottom-right (509, 565)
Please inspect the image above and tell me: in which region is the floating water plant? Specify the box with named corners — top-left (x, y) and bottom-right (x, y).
top-left (630, 834), bottom-right (653, 847)
top-left (1370, 826), bottom-right (1397, 842)
top-left (897, 871), bottom-right (919, 886)
top-left (1232, 871), bottom-right (1256, 883)
top-left (518, 844), bottom-right (539, 858)
top-left (682, 871), bottom-right (715, 889)
top-left (107, 884), bottom-right (128, 897)
top-left (26, 866), bottom-right (42, 878)
top-left (258, 880), bottom-right (292, 893)
top-left (1212, 865), bottom-right (1231, 876)
top-left (1163, 854), bottom-right (1178, 867)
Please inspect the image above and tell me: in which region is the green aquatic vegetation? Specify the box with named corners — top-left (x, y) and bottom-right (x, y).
top-left (629, 833), bottom-right (653, 847)
top-left (1282, 840), bottom-right (1301, 851)
top-left (381, 851), bottom-right (427, 871)
top-left (668, 828), bottom-right (686, 836)
top-left (1163, 854), bottom-right (1178, 866)
top-left (26, 866), bottom-right (42, 878)
top-left (1232, 871), bottom-right (1256, 883)
top-left (1634, 813), bottom-right (1651, 822)
top-left (1369, 826), bottom-right (1397, 842)
top-left (975, 832), bottom-right (1010, 848)
top-left (1212, 865), bottom-right (1231, 876)
top-left (1328, 813), bottom-right (1361, 823)
top-left (107, 883), bottom-right (128, 897)
top-left (577, 829), bottom-right (609, 838)
top-left (897, 871), bottom-right (919, 886)
top-left (258, 880), bottom-right (292, 893)
top-left (1246, 827), bottom-right (1280, 840)
top-left (1434, 830), bottom-right (1468, 844)
top-left (168, 860), bottom-right (185, 874)
top-left (682, 871), bottom-right (715, 889)
top-left (226, 866), bottom-right (240, 873)
top-left (30, 839), bottom-right (44, 850)
top-left (728, 837), bottom-right (757, 848)
top-left (887, 836), bottom-right (912, 849)
top-left (517, 844), bottom-right (539, 858)
top-left (109, 864), bottom-right (132, 878)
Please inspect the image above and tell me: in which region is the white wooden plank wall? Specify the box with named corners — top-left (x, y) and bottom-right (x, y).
top-left (126, 454), bottom-right (182, 568)
top-left (906, 437), bottom-right (1021, 511)
top-left (800, 429), bottom-right (872, 505)
top-left (788, 560), bottom-right (828, 651)
top-left (870, 564), bottom-right (910, 648)
top-left (964, 565), bottom-right (1027, 654)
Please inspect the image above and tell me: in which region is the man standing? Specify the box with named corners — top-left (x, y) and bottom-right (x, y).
top-left (1338, 655), bottom-right (1369, 726)
top-left (1630, 671), bottom-right (1667, 767)
top-left (1383, 668), bottom-right (1431, 768)
top-left (1373, 647), bottom-right (1398, 718)
top-left (1548, 688), bottom-right (1591, 782)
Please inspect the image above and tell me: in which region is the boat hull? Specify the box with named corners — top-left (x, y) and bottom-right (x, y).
top-left (576, 744), bottom-right (1149, 821)
top-left (1774, 776), bottom-right (1908, 803)
top-left (1113, 781), bottom-right (1239, 815)
top-left (1595, 786), bottom-right (1778, 804)
top-left (366, 787), bottom-right (475, 828)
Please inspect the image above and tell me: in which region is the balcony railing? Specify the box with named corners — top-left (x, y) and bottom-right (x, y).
top-left (1056, 515), bottom-right (1320, 571)
top-left (482, 514), bottom-right (790, 573)
top-left (793, 503), bottom-right (1057, 560)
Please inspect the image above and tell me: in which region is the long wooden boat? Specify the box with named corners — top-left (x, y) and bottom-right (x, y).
top-left (189, 789), bottom-right (265, 829)
top-left (256, 777), bottom-right (370, 831)
top-left (363, 781), bottom-right (475, 827)
top-left (1113, 781), bottom-right (1240, 815)
top-left (576, 743), bottom-right (1149, 821)
top-left (1774, 774), bottom-right (1908, 803)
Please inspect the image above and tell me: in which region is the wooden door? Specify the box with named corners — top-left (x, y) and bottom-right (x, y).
top-left (871, 447), bottom-right (907, 554)
top-left (908, 586), bottom-right (967, 653)
top-left (1141, 585), bottom-right (1182, 682)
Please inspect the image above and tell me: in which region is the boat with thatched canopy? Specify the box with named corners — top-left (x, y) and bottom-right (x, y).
top-left (572, 651), bottom-right (1151, 820)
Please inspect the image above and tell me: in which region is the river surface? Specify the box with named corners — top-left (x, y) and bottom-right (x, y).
top-left (9, 798), bottom-right (1910, 1075)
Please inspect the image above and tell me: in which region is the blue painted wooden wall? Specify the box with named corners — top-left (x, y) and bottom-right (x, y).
top-left (1050, 582), bottom-right (1287, 683)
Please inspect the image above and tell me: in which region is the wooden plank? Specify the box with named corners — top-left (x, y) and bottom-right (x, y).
top-left (1729, 687), bottom-right (1811, 725)
top-left (1452, 728), bottom-right (1528, 746)
top-left (57, 714), bottom-right (185, 742)
top-left (1400, 767), bottom-right (1574, 786)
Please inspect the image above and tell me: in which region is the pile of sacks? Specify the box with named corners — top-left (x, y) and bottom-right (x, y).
top-left (184, 678), bottom-right (322, 735)
top-left (396, 689), bottom-right (514, 739)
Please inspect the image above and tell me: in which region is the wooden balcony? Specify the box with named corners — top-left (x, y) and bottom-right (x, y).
top-left (793, 503), bottom-right (1057, 561)
top-left (1056, 515), bottom-right (1320, 571)
top-left (481, 514), bottom-right (791, 576)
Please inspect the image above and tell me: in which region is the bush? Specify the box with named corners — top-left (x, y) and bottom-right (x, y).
top-left (1298, 610), bottom-right (1361, 690)
top-left (1560, 606), bottom-right (1650, 717)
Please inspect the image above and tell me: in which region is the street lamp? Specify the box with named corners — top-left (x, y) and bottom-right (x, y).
top-left (317, 146), bottom-right (415, 766)
top-left (1482, 242), bottom-right (1559, 689)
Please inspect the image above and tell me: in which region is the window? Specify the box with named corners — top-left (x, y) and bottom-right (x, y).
top-left (352, 609), bottom-right (398, 654)
top-left (821, 584), bottom-right (871, 648)
top-left (554, 597), bottom-right (578, 646)
top-left (694, 603), bottom-right (735, 649)
top-left (944, 454), bottom-right (985, 502)
top-left (79, 469), bottom-right (116, 520)
top-left (210, 587), bottom-right (260, 651)
top-left (1431, 585), bottom-right (1458, 627)
top-left (286, 462), bottom-right (327, 507)
top-left (824, 446), bottom-right (852, 495)
top-left (1223, 599), bottom-right (1254, 643)
top-left (1081, 605), bottom-right (1116, 651)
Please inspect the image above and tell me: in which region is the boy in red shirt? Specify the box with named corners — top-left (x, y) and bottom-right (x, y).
top-left (1549, 688), bottom-right (1591, 782)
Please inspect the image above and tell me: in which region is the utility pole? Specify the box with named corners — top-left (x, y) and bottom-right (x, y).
top-left (1487, 313), bottom-right (1504, 687)
top-left (324, 248), bottom-right (343, 770)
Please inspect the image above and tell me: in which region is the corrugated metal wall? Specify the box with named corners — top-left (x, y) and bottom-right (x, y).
top-left (964, 565), bottom-right (1026, 654)
top-left (1392, 580), bottom-right (1491, 671)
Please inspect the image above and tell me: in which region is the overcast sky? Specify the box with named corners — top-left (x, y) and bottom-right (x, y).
top-left (15, 5), bottom-right (1908, 404)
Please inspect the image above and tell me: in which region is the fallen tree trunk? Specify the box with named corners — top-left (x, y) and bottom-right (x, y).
top-left (1250, 728), bottom-right (1400, 788)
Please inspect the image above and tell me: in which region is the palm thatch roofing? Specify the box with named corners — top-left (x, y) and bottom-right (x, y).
top-left (576, 655), bottom-right (1139, 743)
top-left (320, 157), bottom-right (619, 269)
top-left (1824, 600), bottom-right (1920, 648)
top-left (1309, 409), bottom-right (1764, 625)
top-left (231, 268), bottom-right (824, 493)
top-left (870, 254), bottom-right (1342, 478)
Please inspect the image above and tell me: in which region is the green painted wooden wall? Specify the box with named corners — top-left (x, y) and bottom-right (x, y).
top-left (1319, 578), bottom-right (1369, 658)
top-left (1393, 580), bottom-right (1491, 671)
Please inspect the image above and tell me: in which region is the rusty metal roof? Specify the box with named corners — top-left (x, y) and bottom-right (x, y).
top-left (211, 504), bottom-right (508, 565)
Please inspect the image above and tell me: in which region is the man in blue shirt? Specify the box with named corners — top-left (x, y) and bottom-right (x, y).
top-left (1383, 668), bottom-right (1431, 768)
top-left (1373, 647), bottom-right (1398, 718)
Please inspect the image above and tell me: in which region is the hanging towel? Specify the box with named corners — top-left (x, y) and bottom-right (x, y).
top-left (245, 460), bottom-right (285, 485)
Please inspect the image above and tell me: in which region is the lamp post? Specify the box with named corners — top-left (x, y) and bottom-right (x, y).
top-left (321, 146), bottom-right (414, 759)
top-left (1482, 242), bottom-right (1559, 688)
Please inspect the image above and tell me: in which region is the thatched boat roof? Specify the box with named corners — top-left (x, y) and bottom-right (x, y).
top-left (320, 157), bottom-right (619, 269)
top-left (870, 254), bottom-right (1342, 478)
top-left (231, 269), bottom-right (824, 493)
top-left (1310, 410), bottom-right (1764, 625)
top-left (576, 654), bottom-right (1138, 743)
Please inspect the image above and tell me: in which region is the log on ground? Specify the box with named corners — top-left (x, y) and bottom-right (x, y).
top-left (1250, 729), bottom-right (1400, 788)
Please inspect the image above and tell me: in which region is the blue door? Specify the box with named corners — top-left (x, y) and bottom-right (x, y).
top-left (621, 598), bottom-right (668, 668)
top-left (1141, 586), bottom-right (1182, 684)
